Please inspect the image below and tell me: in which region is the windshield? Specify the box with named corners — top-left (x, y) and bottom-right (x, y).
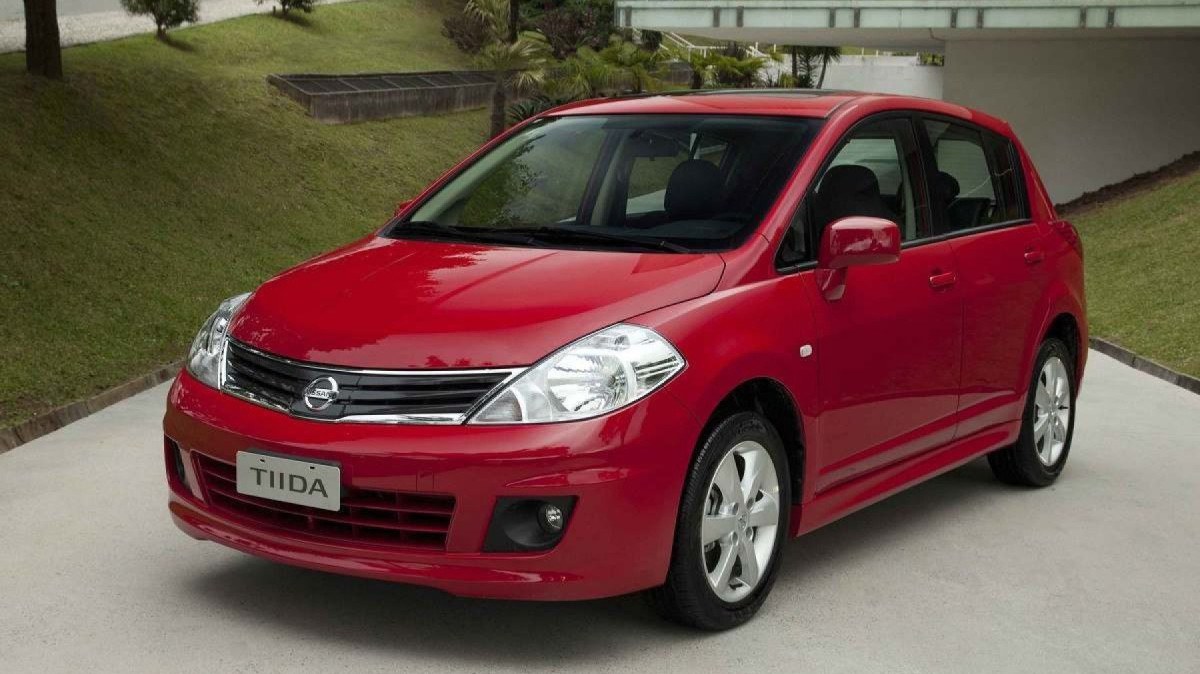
top-left (389, 114), bottom-right (821, 253)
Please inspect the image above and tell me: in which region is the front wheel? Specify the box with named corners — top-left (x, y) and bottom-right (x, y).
top-left (988, 338), bottom-right (1076, 486)
top-left (646, 411), bottom-right (790, 630)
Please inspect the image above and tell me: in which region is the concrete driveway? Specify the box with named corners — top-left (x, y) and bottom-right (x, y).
top-left (0, 0), bottom-right (355, 53)
top-left (1, 350), bottom-right (1197, 673)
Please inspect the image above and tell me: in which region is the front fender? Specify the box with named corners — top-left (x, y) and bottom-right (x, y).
top-left (634, 274), bottom-right (820, 493)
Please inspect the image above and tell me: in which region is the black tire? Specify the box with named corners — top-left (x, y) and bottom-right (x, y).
top-left (646, 411), bottom-right (791, 630)
top-left (988, 338), bottom-right (1076, 487)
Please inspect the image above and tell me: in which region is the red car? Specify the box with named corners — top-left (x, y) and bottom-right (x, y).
top-left (165, 91), bottom-right (1086, 629)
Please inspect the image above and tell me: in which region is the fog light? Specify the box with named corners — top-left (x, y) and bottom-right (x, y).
top-left (483, 496), bottom-right (577, 552)
top-left (539, 503), bottom-right (564, 533)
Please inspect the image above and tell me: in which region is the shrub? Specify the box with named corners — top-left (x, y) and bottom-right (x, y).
top-left (120, 0), bottom-right (199, 38)
top-left (639, 29), bottom-right (663, 52)
top-left (533, 0), bottom-right (615, 60)
top-left (442, 11), bottom-right (490, 55)
top-left (507, 94), bottom-right (572, 125)
top-left (255, 0), bottom-right (318, 16)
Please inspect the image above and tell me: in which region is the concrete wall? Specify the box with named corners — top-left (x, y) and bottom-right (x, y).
top-left (308, 82), bottom-right (494, 125)
top-left (943, 38), bottom-right (1200, 203)
top-left (821, 55), bottom-right (944, 99)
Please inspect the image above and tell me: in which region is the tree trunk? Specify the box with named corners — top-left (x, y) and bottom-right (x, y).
top-left (817, 52), bottom-right (829, 88)
top-left (507, 0), bottom-right (518, 43)
top-left (489, 80), bottom-right (507, 139)
top-left (789, 47), bottom-right (798, 86)
top-left (23, 0), bottom-right (62, 79)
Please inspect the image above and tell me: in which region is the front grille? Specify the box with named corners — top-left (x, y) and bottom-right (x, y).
top-left (195, 454), bottom-right (455, 550)
top-left (221, 339), bottom-right (516, 423)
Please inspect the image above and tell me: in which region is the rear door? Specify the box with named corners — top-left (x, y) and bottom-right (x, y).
top-left (794, 115), bottom-right (964, 491)
top-left (919, 117), bottom-right (1045, 436)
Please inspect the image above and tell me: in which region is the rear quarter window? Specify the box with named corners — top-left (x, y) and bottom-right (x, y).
top-left (984, 131), bottom-right (1029, 223)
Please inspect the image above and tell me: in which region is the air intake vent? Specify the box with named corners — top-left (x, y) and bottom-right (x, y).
top-left (195, 454), bottom-right (455, 550)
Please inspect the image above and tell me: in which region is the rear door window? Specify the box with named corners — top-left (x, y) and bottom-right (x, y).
top-left (922, 119), bottom-right (1028, 231)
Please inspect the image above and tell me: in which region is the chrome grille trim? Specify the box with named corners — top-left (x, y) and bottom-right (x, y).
top-left (219, 339), bottom-right (524, 425)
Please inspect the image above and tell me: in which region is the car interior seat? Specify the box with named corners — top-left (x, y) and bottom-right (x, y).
top-left (812, 164), bottom-right (896, 242)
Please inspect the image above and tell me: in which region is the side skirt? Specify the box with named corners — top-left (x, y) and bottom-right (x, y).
top-left (790, 421), bottom-right (1020, 537)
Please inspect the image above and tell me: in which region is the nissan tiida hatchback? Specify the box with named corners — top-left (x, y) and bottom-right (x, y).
top-left (165, 92), bottom-right (1086, 629)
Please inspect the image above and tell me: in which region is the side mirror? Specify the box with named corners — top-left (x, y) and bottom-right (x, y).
top-left (816, 216), bottom-right (901, 300)
top-left (393, 199), bottom-right (414, 217)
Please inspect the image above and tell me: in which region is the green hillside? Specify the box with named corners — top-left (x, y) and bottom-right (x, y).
top-left (0, 0), bottom-right (487, 426)
top-left (1072, 163), bottom-right (1200, 378)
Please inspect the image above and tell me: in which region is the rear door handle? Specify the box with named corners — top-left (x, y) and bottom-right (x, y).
top-left (1024, 248), bottom-right (1045, 264)
top-left (929, 271), bottom-right (958, 289)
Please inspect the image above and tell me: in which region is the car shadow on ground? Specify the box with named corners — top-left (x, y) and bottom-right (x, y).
top-left (183, 459), bottom-right (1001, 665)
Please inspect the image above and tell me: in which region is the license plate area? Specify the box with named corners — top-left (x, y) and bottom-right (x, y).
top-left (236, 450), bottom-right (341, 512)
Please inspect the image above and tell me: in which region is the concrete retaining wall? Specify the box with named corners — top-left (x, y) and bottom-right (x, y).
top-left (268, 71), bottom-right (498, 124)
top-left (821, 55), bottom-right (944, 99)
top-left (943, 38), bottom-right (1200, 203)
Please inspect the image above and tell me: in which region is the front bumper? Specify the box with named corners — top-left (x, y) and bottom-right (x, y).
top-left (164, 370), bottom-right (701, 601)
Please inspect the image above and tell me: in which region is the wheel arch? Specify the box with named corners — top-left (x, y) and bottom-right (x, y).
top-left (1023, 279), bottom-right (1088, 395)
top-left (1044, 312), bottom-right (1084, 386)
top-left (701, 377), bottom-right (806, 507)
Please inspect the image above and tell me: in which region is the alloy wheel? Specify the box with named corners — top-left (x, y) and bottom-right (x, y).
top-left (1033, 355), bottom-right (1072, 466)
top-left (700, 440), bottom-right (781, 603)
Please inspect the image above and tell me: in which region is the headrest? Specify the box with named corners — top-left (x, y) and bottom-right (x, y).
top-left (664, 160), bottom-right (723, 221)
top-left (813, 164), bottom-right (894, 229)
top-left (934, 171), bottom-right (960, 201)
top-left (819, 164), bottom-right (883, 200)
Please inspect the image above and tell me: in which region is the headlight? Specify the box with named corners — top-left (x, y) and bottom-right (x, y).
top-left (469, 324), bottom-right (685, 424)
top-left (186, 292), bottom-right (251, 389)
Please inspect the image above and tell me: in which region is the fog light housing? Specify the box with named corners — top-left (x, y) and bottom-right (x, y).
top-left (484, 497), bottom-right (577, 552)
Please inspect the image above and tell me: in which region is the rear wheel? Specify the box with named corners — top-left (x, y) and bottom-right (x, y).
top-left (988, 338), bottom-right (1076, 486)
top-left (647, 412), bottom-right (790, 630)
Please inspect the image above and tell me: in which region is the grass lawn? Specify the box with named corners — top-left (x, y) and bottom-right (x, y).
top-left (0, 0), bottom-right (488, 428)
top-left (1071, 164), bottom-right (1200, 378)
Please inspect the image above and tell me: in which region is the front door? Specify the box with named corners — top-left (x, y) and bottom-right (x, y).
top-left (802, 115), bottom-right (964, 491)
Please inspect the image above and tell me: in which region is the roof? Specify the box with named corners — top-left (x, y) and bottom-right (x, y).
top-left (548, 89), bottom-right (1015, 135)
top-left (552, 90), bottom-right (868, 118)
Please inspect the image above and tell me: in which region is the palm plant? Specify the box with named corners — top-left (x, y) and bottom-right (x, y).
top-left (599, 37), bottom-right (667, 94)
top-left (710, 55), bottom-right (769, 88)
top-left (813, 46), bottom-right (840, 88)
top-left (786, 46), bottom-right (841, 88)
top-left (553, 46), bottom-right (621, 99)
top-left (466, 0), bottom-right (551, 138)
top-left (680, 49), bottom-right (714, 89)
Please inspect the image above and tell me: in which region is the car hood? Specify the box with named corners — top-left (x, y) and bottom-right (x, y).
top-left (229, 236), bottom-right (724, 369)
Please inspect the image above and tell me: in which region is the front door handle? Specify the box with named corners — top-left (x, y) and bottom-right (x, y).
top-left (1024, 248), bottom-right (1045, 264)
top-left (929, 270), bottom-right (958, 289)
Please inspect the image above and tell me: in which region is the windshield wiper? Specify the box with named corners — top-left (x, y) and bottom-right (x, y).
top-left (392, 221), bottom-right (539, 246)
top-left (393, 221), bottom-right (691, 253)
top-left (509, 227), bottom-right (692, 253)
